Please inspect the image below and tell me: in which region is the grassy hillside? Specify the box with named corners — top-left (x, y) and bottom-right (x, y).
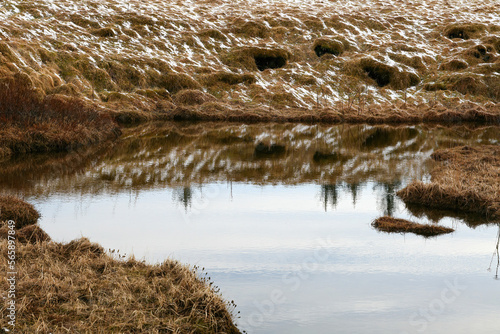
top-left (0, 0), bottom-right (499, 144)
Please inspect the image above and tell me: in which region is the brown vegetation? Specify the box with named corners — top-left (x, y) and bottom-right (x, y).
top-left (347, 58), bottom-right (420, 89)
top-left (222, 47), bottom-right (290, 71)
top-left (398, 145), bottom-right (500, 220)
top-left (0, 224), bottom-right (51, 243)
top-left (372, 216), bottom-right (454, 237)
top-left (313, 37), bottom-right (347, 57)
top-left (173, 89), bottom-right (216, 106)
top-left (444, 23), bottom-right (486, 40)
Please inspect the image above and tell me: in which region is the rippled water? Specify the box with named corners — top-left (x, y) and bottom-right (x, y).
top-left (1, 123), bottom-right (500, 333)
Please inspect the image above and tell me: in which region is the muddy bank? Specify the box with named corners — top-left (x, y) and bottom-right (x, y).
top-left (398, 145), bottom-right (500, 221)
top-left (0, 196), bottom-right (240, 333)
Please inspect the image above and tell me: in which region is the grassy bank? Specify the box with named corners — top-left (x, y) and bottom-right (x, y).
top-left (0, 72), bottom-right (120, 159)
top-left (1, 0), bottom-right (500, 158)
top-left (398, 145), bottom-right (500, 220)
top-left (0, 196), bottom-right (240, 333)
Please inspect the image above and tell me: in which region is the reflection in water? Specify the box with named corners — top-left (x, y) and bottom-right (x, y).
top-left (404, 201), bottom-right (494, 227)
top-left (489, 226), bottom-right (500, 280)
top-left (320, 184), bottom-right (339, 211)
top-left (0, 123), bottom-right (499, 228)
top-left (320, 182), bottom-right (363, 212)
top-left (346, 182), bottom-right (361, 206)
top-left (376, 180), bottom-right (402, 217)
top-left (174, 186), bottom-right (193, 211)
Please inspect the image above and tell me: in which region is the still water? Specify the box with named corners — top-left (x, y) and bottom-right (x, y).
top-left (2, 123), bottom-right (500, 333)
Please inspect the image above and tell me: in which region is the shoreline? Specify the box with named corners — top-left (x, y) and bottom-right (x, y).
top-left (0, 196), bottom-right (241, 333)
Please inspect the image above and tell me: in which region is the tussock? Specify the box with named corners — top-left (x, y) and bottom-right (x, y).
top-left (439, 59), bottom-right (469, 71)
top-left (348, 58), bottom-right (420, 89)
top-left (201, 71), bottom-right (256, 86)
top-left (444, 23), bottom-right (486, 40)
top-left (231, 19), bottom-right (270, 38)
top-left (0, 195), bottom-right (40, 228)
top-left (91, 27), bottom-right (117, 38)
top-left (173, 89), bottom-right (216, 106)
top-left (372, 216), bottom-right (454, 237)
top-left (0, 224), bottom-right (50, 243)
top-left (398, 145), bottom-right (500, 219)
top-left (313, 37), bottom-right (346, 57)
top-left (448, 74), bottom-right (489, 97)
top-left (222, 47), bottom-right (290, 71)
top-left (158, 73), bottom-right (201, 94)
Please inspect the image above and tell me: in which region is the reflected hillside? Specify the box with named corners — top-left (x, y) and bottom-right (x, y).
top-left (0, 123), bottom-right (499, 197)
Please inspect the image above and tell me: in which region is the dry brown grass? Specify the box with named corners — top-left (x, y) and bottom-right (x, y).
top-left (0, 71), bottom-right (120, 158)
top-left (0, 224), bottom-right (51, 243)
top-left (0, 238), bottom-right (240, 333)
top-left (313, 37), bottom-right (347, 57)
top-left (372, 216), bottom-right (454, 237)
top-left (0, 195), bottom-right (40, 228)
top-left (173, 89), bottom-right (216, 106)
top-left (398, 145), bottom-right (500, 220)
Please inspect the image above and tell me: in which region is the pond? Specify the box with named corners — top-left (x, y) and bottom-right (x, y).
top-left (2, 123), bottom-right (500, 333)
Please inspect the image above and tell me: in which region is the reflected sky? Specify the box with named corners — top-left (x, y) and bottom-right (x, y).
top-left (31, 182), bottom-right (500, 334)
top-left (2, 123), bottom-right (500, 333)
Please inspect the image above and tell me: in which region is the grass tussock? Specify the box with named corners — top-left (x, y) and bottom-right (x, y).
top-left (222, 47), bottom-right (290, 71)
top-left (346, 58), bottom-right (420, 89)
top-left (313, 37), bottom-right (347, 57)
top-left (201, 72), bottom-right (256, 87)
top-left (0, 224), bottom-right (51, 243)
top-left (372, 216), bottom-right (454, 237)
top-left (0, 195), bottom-right (40, 228)
top-left (397, 145), bottom-right (500, 220)
top-left (444, 23), bottom-right (486, 40)
top-left (173, 89), bottom-right (216, 106)
top-left (439, 59), bottom-right (469, 71)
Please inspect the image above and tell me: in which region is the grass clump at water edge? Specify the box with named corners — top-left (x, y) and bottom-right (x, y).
top-left (397, 145), bottom-right (500, 220)
top-left (372, 216), bottom-right (454, 237)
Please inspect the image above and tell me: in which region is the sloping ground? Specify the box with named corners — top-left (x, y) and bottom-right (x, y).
top-left (398, 145), bottom-right (500, 220)
top-left (0, 0), bottom-right (499, 134)
top-left (0, 196), bottom-right (240, 333)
